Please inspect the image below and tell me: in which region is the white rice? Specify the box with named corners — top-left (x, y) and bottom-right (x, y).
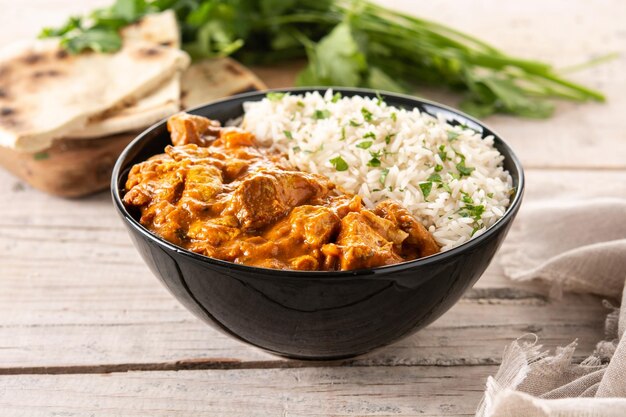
top-left (241, 90), bottom-right (513, 251)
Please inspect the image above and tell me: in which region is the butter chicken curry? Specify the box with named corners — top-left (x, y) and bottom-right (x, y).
top-left (123, 113), bottom-right (439, 271)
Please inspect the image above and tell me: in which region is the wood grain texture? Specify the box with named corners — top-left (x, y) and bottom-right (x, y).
top-left (0, 366), bottom-right (492, 416)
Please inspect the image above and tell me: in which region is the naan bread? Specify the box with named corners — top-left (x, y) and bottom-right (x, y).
top-left (66, 11), bottom-right (183, 139)
top-left (70, 56), bottom-right (268, 139)
top-left (181, 58), bottom-right (266, 110)
top-left (0, 11), bottom-right (189, 152)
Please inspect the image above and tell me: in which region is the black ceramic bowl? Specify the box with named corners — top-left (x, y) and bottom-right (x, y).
top-left (111, 87), bottom-right (524, 360)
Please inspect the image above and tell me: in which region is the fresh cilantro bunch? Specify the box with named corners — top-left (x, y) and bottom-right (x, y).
top-left (40, 0), bottom-right (607, 118)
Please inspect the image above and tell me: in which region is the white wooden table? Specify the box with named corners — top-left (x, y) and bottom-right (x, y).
top-left (0, 1), bottom-right (625, 415)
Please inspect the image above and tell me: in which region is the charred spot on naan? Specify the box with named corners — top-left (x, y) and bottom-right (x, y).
top-left (0, 106), bottom-right (20, 128)
top-left (135, 47), bottom-right (163, 59)
top-left (224, 62), bottom-right (244, 76)
top-left (1, 107), bottom-right (14, 116)
top-left (32, 69), bottom-right (62, 79)
top-left (22, 53), bottom-right (45, 65)
top-left (55, 50), bottom-right (69, 60)
top-left (0, 87), bottom-right (7, 98)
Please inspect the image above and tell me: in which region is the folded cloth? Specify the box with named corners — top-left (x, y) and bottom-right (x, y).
top-left (476, 198), bottom-right (626, 417)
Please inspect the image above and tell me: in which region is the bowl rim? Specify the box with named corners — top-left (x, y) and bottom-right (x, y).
top-left (111, 86), bottom-right (525, 278)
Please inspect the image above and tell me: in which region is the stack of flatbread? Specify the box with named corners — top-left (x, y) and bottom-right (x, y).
top-left (0, 11), bottom-right (265, 197)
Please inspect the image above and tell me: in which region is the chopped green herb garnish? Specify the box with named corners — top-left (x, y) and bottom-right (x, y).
top-left (33, 151), bottom-right (49, 160)
top-left (363, 132), bottom-right (376, 140)
top-left (293, 146), bottom-right (301, 152)
top-left (447, 130), bottom-right (460, 141)
top-left (427, 173), bottom-right (442, 183)
top-left (356, 141), bottom-right (373, 149)
top-left (267, 92), bottom-right (287, 101)
top-left (283, 130), bottom-right (293, 139)
top-left (449, 172), bottom-right (461, 180)
top-left (340, 126), bottom-right (346, 141)
top-left (367, 157), bottom-right (381, 167)
top-left (331, 92), bottom-right (342, 103)
top-left (442, 183), bottom-right (452, 193)
top-left (459, 201), bottom-right (485, 222)
top-left (471, 224), bottom-right (484, 236)
top-left (419, 182), bottom-right (432, 198)
top-left (361, 107), bottom-right (373, 122)
top-left (296, 100), bottom-right (305, 107)
top-left (461, 193), bottom-right (473, 204)
top-left (379, 168), bottom-right (389, 185)
top-left (435, 164), bottom-right (443, 172)
top-left (329, 156), bottom-right (349, 171)
top-left (384, 133), bottom-right (395, 144)
top-left (390, 112), bottom-right (397, 122)
top-left (456, 160), bottom-right (475, 177)
top-left (487, 192), bottom-right (494, 198)
top-left (313, 109), bottom-right (331, 119)
top-left (438, 145), bottom-right (448, 161)
top-left (375, 91), bottom-right (384, 105)
top-left (349, 119), bottom-right (362, 127)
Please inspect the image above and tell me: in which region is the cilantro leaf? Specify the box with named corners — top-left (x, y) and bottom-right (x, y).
top-left (356, 141), bottom-right (373, 149)
top-left (447, 130), bottom-right (460, 141)
top-left (330, 156), bottom-right (349, 171)
top-left (61, 28), bottom-right (122, 54)
top-left (456, 160), bottom-right (475, 177)
top-left (367, 157), bottom-right (381, 167)
top-left (419, 182), bottom-right (432, 198)
top-left (361, 107), bottom-right (373, 122)
top-left (267, 92), bottom-right (287, 101)
top-left (313, 109), bottom-right (331, 119)
top-left (296, 22), bottom-right (366, 87)
top-left (379, 168), bottom-right (389, 185)
top-left (427, 173), bottom-right (442, 182)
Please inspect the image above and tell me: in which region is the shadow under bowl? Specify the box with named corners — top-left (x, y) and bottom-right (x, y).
top-left (111, 87), bottom-right (525, 360)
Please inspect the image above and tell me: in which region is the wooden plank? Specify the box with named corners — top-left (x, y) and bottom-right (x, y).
top-left (0, 293), bottom-right (605, 370)
top-left (0, 365), bottom-right (492, 416)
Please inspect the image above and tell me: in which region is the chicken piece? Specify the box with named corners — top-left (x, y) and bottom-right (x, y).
top-left (289, 255), bottom-right (320, 270)
top-left (180, 164), bottom-right (223, 205)
top-left (124, 154), bottom-right (184, 207)
top-left (336, 211), bottom-right (406, 270)
top-left (186, 219), bottom-right (240, 248)
top-left (264, 205), bottom-right (340, 247)
top-left (167, 113), bottom-right (221, 146)
top-left (323, 195), bottom-right (363, 218)
top-left (225, 170), bottom-right (332, 231)
top-left (374, 200), bottom-right (440, 257)
top-left (218, 127), bottom-right (255, 148)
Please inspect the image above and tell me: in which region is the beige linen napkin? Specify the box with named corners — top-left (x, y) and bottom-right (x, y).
top-left (476, 198), bottom-right (626, 417)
